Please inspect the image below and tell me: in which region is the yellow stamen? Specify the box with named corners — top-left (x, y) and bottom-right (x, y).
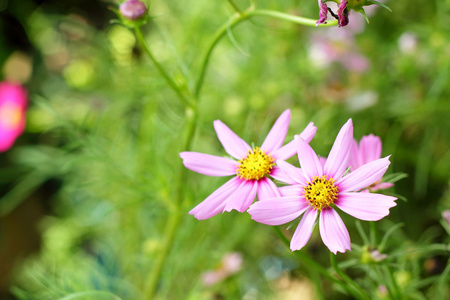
top-left (303, 175), bottom-right (338, 210)
top-left (236, 147), bottom-right (275, 181)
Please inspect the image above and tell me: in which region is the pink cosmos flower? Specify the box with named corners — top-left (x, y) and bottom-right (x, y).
top-left (350, 134), bottom-right (394, 191)
top-left (180, 109), bottom-right (317, 220)
top-left (0, 81), bottom-right (27, 152)
top-left (248, 119), bottom-right (397, 254)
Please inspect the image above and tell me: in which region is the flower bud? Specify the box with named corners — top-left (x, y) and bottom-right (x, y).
top-left (119, 0), bottom-right (147, 21)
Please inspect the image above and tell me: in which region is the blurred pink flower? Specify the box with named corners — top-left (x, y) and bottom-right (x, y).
top-left (350, 134), bottom-right (394, 191)
top-left (0, 81), bottom-right (27, 152)
top-left (180, 109), bottom-right (317, 220)
top-left (398, 32), bottom-right (418, 54)
top-left (442, 210), bottom-right (450, 226)
top-left (202, 252), bottom-right (243, 286)
top-left (308, 31), bottom-right (369, 73)
top-left (248, 119), bottom-right (397, 254)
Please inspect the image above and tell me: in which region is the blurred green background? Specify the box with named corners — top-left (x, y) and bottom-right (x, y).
top-left (0, 0), bottom-right (449, 299)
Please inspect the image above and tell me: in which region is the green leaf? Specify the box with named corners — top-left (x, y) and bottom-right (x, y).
top-left (366, 0), bottom-right (393, 12)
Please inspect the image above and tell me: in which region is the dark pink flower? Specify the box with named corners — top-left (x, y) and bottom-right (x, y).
top-left (0, 81), bottom-right (27, 152)
top-left (180, 109), bottom-right (317, 220)
top-left (338, 0), bottom-right (349, 27)
top-left (248, 119), bottom-right (397, 254)
top-left (316, 0), bottom-right (329, 26)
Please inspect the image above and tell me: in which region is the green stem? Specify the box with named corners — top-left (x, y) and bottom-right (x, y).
top-left (194, 8), bottom-right (338, 97)
top-left (272, 227), bottom-right (343, 287)
top-left (226, 0), bottom-right (242, 14)
top-left (142, 210), bottom-right (183, 300)
top-left (369, 221), bottom-right (379, 246)
top-left (249, 9), bottom-right (338, 27)
top-left (330, 253), bottom-right (370, 300)
top-left (134, 26), bottom-right (195, 108)
top-left (383, 265), bottom-right (402, 300)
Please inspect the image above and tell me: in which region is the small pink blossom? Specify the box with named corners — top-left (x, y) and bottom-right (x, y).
top-left (180, 109), bottom-right (317, 220)
top-left (350, 134), bottom-right (394, 191)
top-left (119, 0), bottom-right (147, 20)
top-left (0, 81), bottom-right (27, 152)
top-left (248, 119), bottom-right (397, 254)
top-left (202, 252), bottom-right (243, 286)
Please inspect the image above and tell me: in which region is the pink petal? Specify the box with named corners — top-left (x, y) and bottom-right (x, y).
top-left (337, 156), bottom-right (391, 192)
top-left (335, 192), bottom-right (397, 221)
top-left (223, 179), bottom-right (258, 212)
top-left (299, 122), bottom-right (318, 144)
top-left (213, 120), bottom-right (251, 159)
top-left (189, 177), bottom-right (241, 220)
top-left (276, 160), bottom-right (308, 185)
top-left (319, 208), bottom-right (351, 254)
top-left (248, 196), bottom-right (309, 226)
top-left (371, 182), bottom-right (394, 191)
top-left (257, 177), bottom-right (281, 200)
top-left (261, 109), bottom-right (291, 153)
top-left (270, 165), bottom-right (299, 185)
top-left (359, 134), bottom-right (382, 165)
top-left (296, 136), bottom-right (322, 181)
top-left (349, 138), bottom-right (362, 171)
top-left (180, 152), bottom-right (237, 177)
top-left (273, 122), bottom-right (317, 160)
top-left (323, 119), bottom-right (353, 179)
top-left (319, 156), bottom-right (327, 168)
top-left (291, 207), bottom-right (318, 251)
top-left (280, 185), bottom-right (303, 197)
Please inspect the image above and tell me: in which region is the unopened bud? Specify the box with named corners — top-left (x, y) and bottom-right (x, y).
top-left (119, 0), bottom-right (147, 21)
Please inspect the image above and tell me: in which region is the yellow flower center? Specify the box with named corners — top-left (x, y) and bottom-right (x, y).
top-left (236, 147), bottom-right (275, 181)
top-left (0, 103), bottom-right (22, 130)
top-left (303, 175), bottom-right (338, 210)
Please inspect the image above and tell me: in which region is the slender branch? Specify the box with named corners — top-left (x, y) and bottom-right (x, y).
top-left (134, 26), bottom-right (195, 108)
top-left (142, 210), bottom-right (183, 300)
top-left (248, 9), bottom-right (338, 27)
top-left (194, 8), bottom-right (338, 98)
top-left (273, 227), bottom-right (342, 286)
top-left (226, 0), bottom-right (242, 14)
top-left (330, 253), bottom-right (371, 300)
top-left (194, 13), bottom-right (248, 98)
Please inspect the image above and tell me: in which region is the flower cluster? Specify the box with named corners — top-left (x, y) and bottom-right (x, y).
top-left (180, 110), bottom-right (397, 253)
top-left (0, 81), bottom-right (27, 152)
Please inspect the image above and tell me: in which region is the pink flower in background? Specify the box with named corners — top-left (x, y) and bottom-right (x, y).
top-left (350, 134), bottom-right (394, 191)
top-left (202, 252), bottom-right (243, 286)
top-left (248, 119), bottom-right (397, 254)
top-left (0, 81), bottom-right (27, 152)
top-left (180, 109), bottom-right (317, 220)
top-left (308, 32), bottom-right (369, 73)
